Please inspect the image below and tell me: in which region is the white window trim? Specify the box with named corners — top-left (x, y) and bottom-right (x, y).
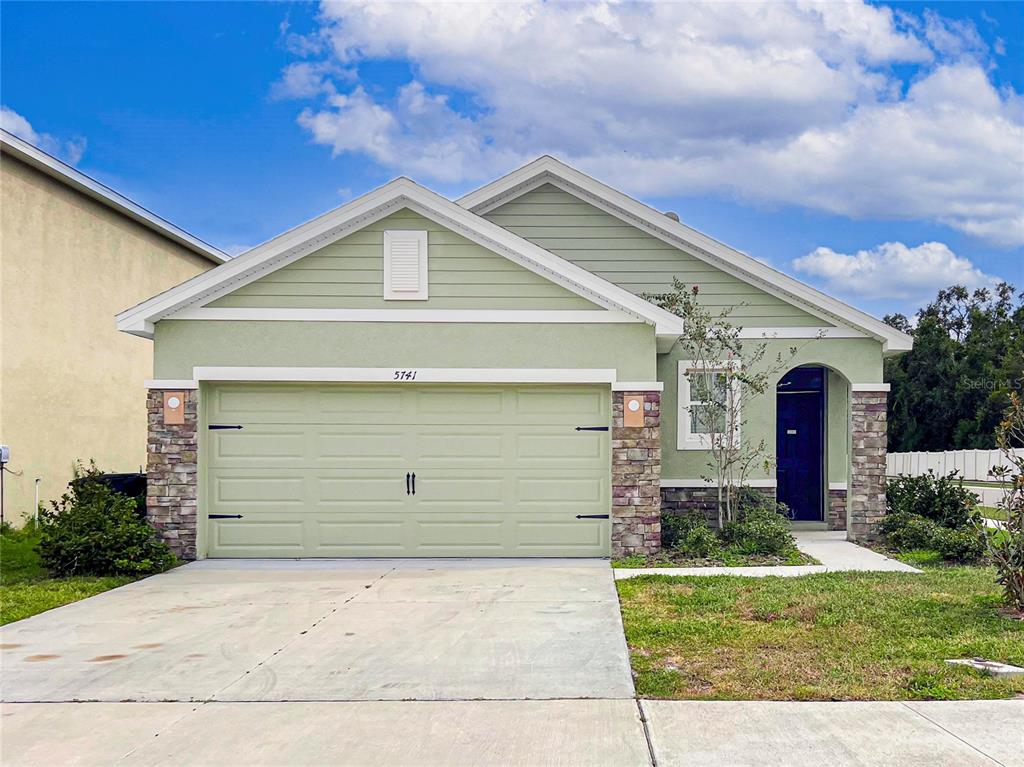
top-left (383, 230), bottom-right (428, 300)
top-left (677, 359), bottom-right (741, 451)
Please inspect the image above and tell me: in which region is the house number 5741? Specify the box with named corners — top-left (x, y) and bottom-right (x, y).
top-left (393, 370), bottom-right (418, 381)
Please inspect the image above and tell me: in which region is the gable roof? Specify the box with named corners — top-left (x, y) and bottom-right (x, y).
top-left (116, 176), bottom-right (684, 339)
top-left (1, 129), bottom-right (228, 265)
top-left (459, 156), bottom-right (913, 353)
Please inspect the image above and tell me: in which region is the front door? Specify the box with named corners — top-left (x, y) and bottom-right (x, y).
top-left (776, 367), bottom-right (824, 521)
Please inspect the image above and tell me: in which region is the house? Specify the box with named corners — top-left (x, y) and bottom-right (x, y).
top-left (0, 130), bottom-right (227, 521)
top-left (117, 157), bottom-right (912, 560)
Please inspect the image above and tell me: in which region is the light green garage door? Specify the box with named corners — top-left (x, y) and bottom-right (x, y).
top-left (203, 384), bottom-right (611, 557)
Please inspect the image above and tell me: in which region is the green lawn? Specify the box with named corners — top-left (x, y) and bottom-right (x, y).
top-left (0, 531), bottom-right (135, 625)
top-left (617, 567), bottom-right (1024, 701)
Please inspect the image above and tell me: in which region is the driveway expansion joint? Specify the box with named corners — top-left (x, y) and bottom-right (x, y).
top-left (899, 702), bottom-right (1007, 767)
top-left (206, 567), bottom-right (398, 702)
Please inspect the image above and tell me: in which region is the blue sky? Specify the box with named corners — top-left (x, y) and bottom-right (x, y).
top-left (2, 1), bottom-right (1021, 319)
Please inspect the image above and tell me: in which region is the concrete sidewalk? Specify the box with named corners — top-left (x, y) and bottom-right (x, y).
top-left (2, 699), bottom-right (1020, 765)
top-left (615, 530), bottom-right (920, 579)
top-left (642, 699), bottom-right (1024, 767)
top-left (793, 530), bottom-right (921, 572)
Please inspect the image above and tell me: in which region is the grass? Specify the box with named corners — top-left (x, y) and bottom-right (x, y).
top-left (0, 529), bottom-right (136, 626)
top-left (979, 506), bottom-right (1008, 522)
top-left (617, 566), bottom-right (1024, 701)
top-left (613, 547), bottom-right (817, 568)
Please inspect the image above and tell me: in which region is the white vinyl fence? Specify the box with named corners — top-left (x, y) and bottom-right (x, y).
top-left (887, 449), bottom-right (1021, 483)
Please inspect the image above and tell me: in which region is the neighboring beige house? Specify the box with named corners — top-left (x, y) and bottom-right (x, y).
top-left (0, 129), bottom-right (227, 523)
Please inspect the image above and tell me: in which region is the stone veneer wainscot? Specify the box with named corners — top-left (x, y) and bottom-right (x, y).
top-left (611, 390), bottom-right (662, 556)
top-left (849, 388), bottom-right (888, 542)
top-left (146, 389), bottom-right (198, 560)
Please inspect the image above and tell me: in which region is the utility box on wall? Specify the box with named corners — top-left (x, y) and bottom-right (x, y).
top-left (623, 395), bottom-right (644, 427)
top-left (163, 392), bottom-right (185, 425)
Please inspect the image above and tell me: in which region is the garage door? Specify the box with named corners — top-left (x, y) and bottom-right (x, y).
top-left (203, 384), bottom-right (611, 557)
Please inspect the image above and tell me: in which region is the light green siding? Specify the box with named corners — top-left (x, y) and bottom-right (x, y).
top-left (202, 384), bottom-right (611, 558)
top-left (153, 320), bottom-right (657, 381)
top-left (658, 337), bottom-right (883, 480)
top-left (485, 185), bottom-right (827, 327)
top-left (208, 208), bottom-right (600, 310)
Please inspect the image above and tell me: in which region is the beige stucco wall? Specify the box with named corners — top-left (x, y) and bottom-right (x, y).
top-left (0, 154), bottom-right (216, 522)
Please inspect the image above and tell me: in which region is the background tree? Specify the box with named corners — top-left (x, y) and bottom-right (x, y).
top-left (885, 282), bottom-right (1023, 451)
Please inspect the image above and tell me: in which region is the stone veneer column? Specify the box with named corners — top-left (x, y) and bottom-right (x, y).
top-left (611, 390), bottom-right (661, 556)
top-left (827, 488), bottom-right (848, 531)
top-left (849, 387), bottom-right (888, 542)
top-left (146, 389), bottom-right (198, 560)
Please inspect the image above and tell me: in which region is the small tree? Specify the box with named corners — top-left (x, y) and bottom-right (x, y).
top-left (983, 392), bottom-right (1024, 610)
top-left (648, 280), bottom-right (808, 527)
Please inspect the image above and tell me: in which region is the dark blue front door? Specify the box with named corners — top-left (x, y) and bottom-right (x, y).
top-left (776, 367), bottom-right (824, 521)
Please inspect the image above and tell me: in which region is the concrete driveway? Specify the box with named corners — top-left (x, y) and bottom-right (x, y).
top-left (0, 558), bottom-right (634, 702)
top-left (1, 558), bottom-right (650, 766)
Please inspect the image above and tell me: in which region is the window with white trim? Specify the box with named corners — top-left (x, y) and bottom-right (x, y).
top-left (677, 360), bottom-right (740, 450)
top-left (383, 230), bottom-right (428, 300)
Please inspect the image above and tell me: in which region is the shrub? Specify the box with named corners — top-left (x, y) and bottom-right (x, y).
top-left (662, 512), bottom-right (722, 558)
top-left (38, 462), bottom-right (175, 577)
top-left (883, 470), bottom-right (988, 563)
top-left (720, 491), bottom-right (795, 556)
top-left (677, 523), bottom-right (721, 558)
top-left (934, 526), bottom-right (987, 563)
top-left (661, 511), bottom-right (705, 549)
top-left (886, 471), bottom-right (980, 529)
top-left (880, 512), bottom-right (940, 551)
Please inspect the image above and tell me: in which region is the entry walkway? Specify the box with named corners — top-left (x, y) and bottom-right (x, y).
top-left (613, 530), bottom-right (920, 579)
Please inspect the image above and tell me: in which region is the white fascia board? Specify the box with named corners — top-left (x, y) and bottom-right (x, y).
top-left (460, 157), bottom-right (913, 354)
top-left (144, 379), bottom-right (200, 390)
top-left (611, 381), bottom-right (664, 391)
top-left (851, 383), bottom-right (891, 392)
top-left (192, 366), bottom-right (619, 385)
top-left (1, 130), bottom-right (227, 265)
top-left (171, 308), bottom-right (641, 324)
top-left (661, 478), bottom-right (778, 488)
top-left (116, 177), bottom-right (682, 339)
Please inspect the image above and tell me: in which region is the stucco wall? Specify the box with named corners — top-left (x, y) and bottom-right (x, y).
top-left (152, 320), bottom-right (658, 381)
top-left (0, 155), bottom-right (215, 521)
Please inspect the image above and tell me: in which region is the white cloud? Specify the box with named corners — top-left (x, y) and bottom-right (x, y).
top-left (793, 241), bottom-right (1000, 300)
top-left (284, 1), bottom-right (1023, 246)
top-left (1, 106), bottom-right (86, 164)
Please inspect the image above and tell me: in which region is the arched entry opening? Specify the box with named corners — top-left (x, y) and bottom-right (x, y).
top-left (776, 366), bottom-right (827, 522)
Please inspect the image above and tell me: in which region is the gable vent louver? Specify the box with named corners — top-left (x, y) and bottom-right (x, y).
top-left (383, 230), bottom-right (428, 300)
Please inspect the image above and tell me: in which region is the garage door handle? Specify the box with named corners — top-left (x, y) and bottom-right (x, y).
top-left (406, 472), bottom-right (411, 495)
top-left (576, 514), bottom-right (609, 519)
top-left (209, 514), bottom-right (243, 519)
top-left (574, 426), bottom-right (608, 431)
